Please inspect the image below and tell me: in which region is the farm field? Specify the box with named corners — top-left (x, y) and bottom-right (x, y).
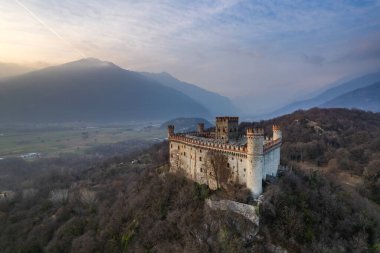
top-left (0, 124), bottom-right (166, 158)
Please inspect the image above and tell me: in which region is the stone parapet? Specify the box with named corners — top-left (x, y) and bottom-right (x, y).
top-left (263, 138), bottom-right (281, 153)
top-left (169, 133), bottom-right (247, 156)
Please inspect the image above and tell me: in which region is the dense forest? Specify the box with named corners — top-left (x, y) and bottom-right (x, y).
top-left (0, 108), bottom-right (380, 252)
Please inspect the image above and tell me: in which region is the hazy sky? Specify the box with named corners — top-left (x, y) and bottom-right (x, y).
top-left (1, 0), bottom-right (380, 111)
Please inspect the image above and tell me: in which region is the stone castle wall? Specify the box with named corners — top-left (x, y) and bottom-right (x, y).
top-left (168, 119), bottom-right (282, 196)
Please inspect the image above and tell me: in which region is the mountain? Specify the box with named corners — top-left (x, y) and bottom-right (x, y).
top-left (265, 71), bottom-right (380, 118)
top-left (321, 82), bottom-right (380, 111)
top-left (0, 58), bottom-right (210, 123)
top-left (140, 72), bottom-right (239, 116)
top-left (0, 62), bottom-right (33, 79)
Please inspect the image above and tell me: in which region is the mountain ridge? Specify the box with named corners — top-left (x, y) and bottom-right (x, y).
top-left (321, 81), bottom-right (380, 111)
top-left (140, 71), bottom-right (239, 116)
top-left (0, 58), bottom-right (211, 123)
top-left (262, 71), bottom-right (380, 118)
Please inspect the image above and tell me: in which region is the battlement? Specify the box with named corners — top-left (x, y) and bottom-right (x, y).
top-left (263, 138), bottom-right (281, 153)
top-left (272, 125), bottom-right (281, 131)
top-left (169, 133), bottom-right (247, 155)
top-left (247, 128), bottom-right (264, 135)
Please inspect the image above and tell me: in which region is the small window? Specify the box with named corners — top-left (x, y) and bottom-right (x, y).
top-left (170, 144), bottom-right (173, 148)
top-left (184, 152), bottom-right (186, 156)
top-left (227, 163), bottom-right (230, 168)
top-left (200, 168), bottom-right (203, 172)
top-left (240, 159), bottom-right (242, 162)
top-left (171, 154), bottom-right (173, 158)
top-left (232, 157), bottom-right (234, 160)
top-left (200, 149), bottom-right (202, 153)
top-left (199, 157), bottom-right (202, 162)
top-left (244, 168), bottom-right (246, 172)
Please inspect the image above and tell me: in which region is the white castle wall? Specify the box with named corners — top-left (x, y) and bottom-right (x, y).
top-left (263, 146), bottom-right (281, 179)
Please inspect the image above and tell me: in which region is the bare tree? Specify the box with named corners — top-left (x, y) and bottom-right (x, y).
top-left (204, 151), bottom-right (230, 190)
top-left (49, 189), bottom-right (69, 205)
top-left (79, 188), bottom-right (97, 207)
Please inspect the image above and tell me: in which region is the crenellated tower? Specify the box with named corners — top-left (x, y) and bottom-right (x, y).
top-left (167, 125), bottom-right (175, 138)
top-left (197, 123), bottom-right (205, 133)
top-left (215, 116), bottom-right (239, 142)
top-left (272, 125), bottom-right (282, 140)
top-left (246, 128), bottom-right (264, 197)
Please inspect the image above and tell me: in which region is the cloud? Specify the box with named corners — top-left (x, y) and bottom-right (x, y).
top-left (338, 32), bottom-right (380, 62)
top-left (1, 0), bottom-right (380, 112)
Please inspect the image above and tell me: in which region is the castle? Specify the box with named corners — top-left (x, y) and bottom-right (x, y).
top-left (168, 117), bottom-right (282, 197)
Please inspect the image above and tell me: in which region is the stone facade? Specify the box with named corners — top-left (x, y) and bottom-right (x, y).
top-left (168, 116), bottom-right (282, 197)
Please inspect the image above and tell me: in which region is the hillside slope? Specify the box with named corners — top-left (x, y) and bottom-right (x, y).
top-left (265, 71), bottom-right (380, 118)
top-left (140, 72), bottom-right (239, 116)
top-left (322, 82), bottom-right (380, 111)
top-left (0, 59), bottom-right (210, 123)
top-left (1, 117), bottom-right (380, 252)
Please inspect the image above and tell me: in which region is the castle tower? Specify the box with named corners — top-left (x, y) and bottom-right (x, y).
top-left (197, 123), bottom-right (205, 133)
top-left (167, 125), bottom-right (175, 138)
top-left (246, 128), bottom-right (264, 197)
top-left (272, 125), bottom-right (282, 140)
top-left (215, 117), bottom-right (239, 142)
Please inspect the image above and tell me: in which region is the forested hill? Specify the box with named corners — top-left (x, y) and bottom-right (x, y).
top-left (1, 108), bottom-right (380, 252)
top-left (254, 108), bottom-right (380, 203)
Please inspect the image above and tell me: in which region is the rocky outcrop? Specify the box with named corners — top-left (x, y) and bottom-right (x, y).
top-left (205, 198), bottom-right (259, 244)
top-left (205, 199), bottom-right (259, 225)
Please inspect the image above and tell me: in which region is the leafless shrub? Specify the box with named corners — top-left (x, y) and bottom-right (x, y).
top-left (22, 188), bottom-right (38, 199)
top-left (79, 188), bottom-right (97, 206)
top-left (49, 189), bottom-right (69, 205)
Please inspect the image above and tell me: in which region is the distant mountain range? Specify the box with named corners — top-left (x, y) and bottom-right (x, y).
top-left (0, 62), bottom-right (33, 79)
top-left (140, 72), bottom-right (238, 116)
top-left (2, 58), bottom-right (379, 123)
top-left (321, 82), bottom-right (380, 112)
top-left (262, 71), bottom-right (380, 118)
top-left (0, 58), bottom-right (218, 123)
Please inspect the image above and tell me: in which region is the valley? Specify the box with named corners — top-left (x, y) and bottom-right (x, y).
top-left (0, 123), bottom-right (165, 158)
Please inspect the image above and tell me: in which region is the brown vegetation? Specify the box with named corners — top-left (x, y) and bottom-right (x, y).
top-left (1, 108), bottom-right (380, 252)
